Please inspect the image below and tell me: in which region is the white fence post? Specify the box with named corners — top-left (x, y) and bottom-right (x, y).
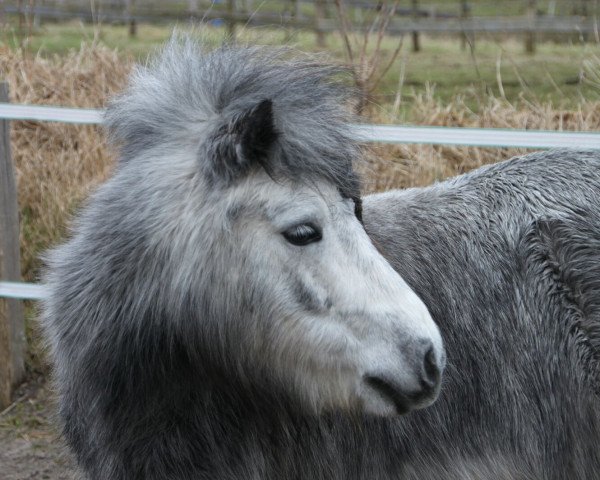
top-left (0, 82), bottom-right (25, 409)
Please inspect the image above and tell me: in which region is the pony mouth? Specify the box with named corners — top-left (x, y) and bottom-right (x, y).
top-left (364, 375), bottom-right (431, 415)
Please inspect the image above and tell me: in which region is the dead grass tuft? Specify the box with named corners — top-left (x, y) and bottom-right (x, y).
top-left (361, 90), bottom-right (600, 193)
top-left (0, 44), bottom-right (132, 280)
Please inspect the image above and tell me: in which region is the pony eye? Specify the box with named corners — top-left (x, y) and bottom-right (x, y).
top-left (282, 224), bottom-right (322, 246)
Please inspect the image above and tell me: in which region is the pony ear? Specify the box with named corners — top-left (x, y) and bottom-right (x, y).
top-left (205, 99), bottom-right (278, 183)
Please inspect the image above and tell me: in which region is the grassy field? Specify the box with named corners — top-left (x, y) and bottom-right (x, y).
top-left (2, 20), bottom-right (600, 112)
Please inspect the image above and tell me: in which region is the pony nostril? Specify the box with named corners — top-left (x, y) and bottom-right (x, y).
top-left (421, 345), bottom-right (440, 390)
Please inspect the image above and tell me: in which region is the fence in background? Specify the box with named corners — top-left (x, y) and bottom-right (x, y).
top-left (1, 90), bottom-right (600, 406)
top-left (3, 102), bottom-right (600, 148)
top-left (6, 3), bottom-right (600, 31)
top-left (4, 1), bottom-right (600, 52)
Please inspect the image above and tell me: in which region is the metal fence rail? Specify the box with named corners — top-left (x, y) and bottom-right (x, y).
top-left (0, 282), bottom-right (48, 300)
top-left (0, 104), bottom-right (103, 124)
top-left (1, 102), bottom-right (599, 301)
top-left (3, 103), bottom-right (600, 149)
top-left (353, 125), bottom-right (600, 149)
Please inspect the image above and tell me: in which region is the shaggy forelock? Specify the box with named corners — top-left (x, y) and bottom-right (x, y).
top-left (104, 37), bottom-right (362, 208)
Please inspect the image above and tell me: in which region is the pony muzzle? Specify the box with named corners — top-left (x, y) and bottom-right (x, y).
top-left (362, 339), bottom-right (445, 416)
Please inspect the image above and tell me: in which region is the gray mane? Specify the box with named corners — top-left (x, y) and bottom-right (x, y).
top-left (104, 38), bottom-right (362, 210)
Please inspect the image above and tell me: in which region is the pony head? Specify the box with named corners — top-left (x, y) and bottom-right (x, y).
top-left (46, 39), bottom-right (445, 417)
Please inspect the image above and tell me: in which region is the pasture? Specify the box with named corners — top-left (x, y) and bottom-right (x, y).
top-left (1, 19), bottom-right (600, 479)
top-left (3, 20), bottom-right (600, 106)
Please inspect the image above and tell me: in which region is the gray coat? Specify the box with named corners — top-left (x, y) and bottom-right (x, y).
top-left (363, 149), bottom-right (600, 479)
top-left (42, 39), bottom-right (600, 479)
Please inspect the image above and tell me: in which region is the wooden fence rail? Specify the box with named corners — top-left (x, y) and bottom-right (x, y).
top-left (4, 4), bottom-right (600, 36)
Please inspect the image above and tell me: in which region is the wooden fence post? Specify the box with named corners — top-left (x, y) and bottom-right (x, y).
top-left (227, 0), bottom-right (236, 40)
top-left (0, 0), bottom-right (6, 27)
top-left (188, 0), bottom-right (199, 14)
top-left (460, 1), bottom-right (474, 51)
top-left (525, 0), bottom-right (537, 54)
top-left (411, 0), bottom-right (421, 52)
top-left (315, 0), bottom-right (327, 48)
top-left (283, 0), bottom-right (299, 42)
top-left (125, 0), bottom-right (136, 37)
top-left (0, 82), bottom-right (25, 409)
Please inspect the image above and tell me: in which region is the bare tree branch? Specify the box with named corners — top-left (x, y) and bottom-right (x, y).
top-left (333, 0), bottom-right (405, 113)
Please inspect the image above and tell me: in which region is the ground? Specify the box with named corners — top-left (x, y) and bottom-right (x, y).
top-left (0, 378), bottom-right (77, 480)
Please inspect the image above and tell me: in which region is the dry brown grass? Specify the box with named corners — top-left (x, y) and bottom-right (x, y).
top-left (2, 43), bottom-right (600, 282)
top-left (361, 89), bottom-right (600, 192)
top-left (0, 44), bottom-right (132, 280)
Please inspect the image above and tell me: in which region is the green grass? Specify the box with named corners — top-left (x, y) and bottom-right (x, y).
top-left (2, 19), bottom-right (600, 112)
top-left (406, 0), bottom-right (598, 16)
top-left (2, 20), bottom-right (174, 58)
top-left (377, 37), bottom-right (600, 113)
